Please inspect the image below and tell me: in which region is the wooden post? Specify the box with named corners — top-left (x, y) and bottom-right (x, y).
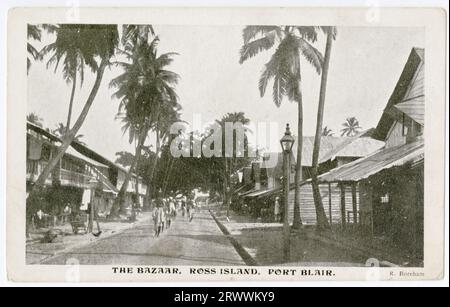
top-left (352, 182), bottom-right (358, 224)
top-left (340, 183), bottom-right (346, 229)
top-left (328, 183), bottom-right (332, 225)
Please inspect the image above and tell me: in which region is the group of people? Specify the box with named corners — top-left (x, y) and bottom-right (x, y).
top-left (152, 197), bottom-right (196, 237)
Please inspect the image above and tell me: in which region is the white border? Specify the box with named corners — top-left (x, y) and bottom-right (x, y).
top-left (1, 0), bottom-right (448, 287)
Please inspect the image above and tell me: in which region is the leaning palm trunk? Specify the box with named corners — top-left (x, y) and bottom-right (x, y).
top-left (28, 59), bottom-right (108, 194)
top-left (65, 73), bottom-right (77, 134)
top-left (26, 59), bottom-right (108, 237)
top-left (311, 32), bottom-right (333, 233)
top-left (110, 129), bottom-right (147, 217)
top-left (292, 93), bottom-right (304, 229)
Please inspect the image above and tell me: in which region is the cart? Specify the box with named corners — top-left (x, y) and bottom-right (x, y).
top-left (70, 212), bottom-right (88, 234)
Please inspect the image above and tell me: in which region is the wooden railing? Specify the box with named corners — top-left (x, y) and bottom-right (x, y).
top-left (60, 168), bottom-right (93, 188)
top-left (27, 159), bottom-right (93, 188)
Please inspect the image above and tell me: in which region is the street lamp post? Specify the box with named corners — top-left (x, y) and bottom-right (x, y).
top-left (280, 124), bottom-right (295, 263)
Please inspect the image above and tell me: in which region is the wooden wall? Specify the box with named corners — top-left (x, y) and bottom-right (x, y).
top-left (287, 183), bottom-right (360, 226)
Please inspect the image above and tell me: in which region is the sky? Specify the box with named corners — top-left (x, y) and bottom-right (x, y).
top-left (27, 25), bottom-right (424, 161)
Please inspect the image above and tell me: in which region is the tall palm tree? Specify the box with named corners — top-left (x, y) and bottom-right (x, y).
top-left (27, 24), bottom-right (42, 73)
top-left (26, 25), bottom-right (118, 237)
top-left (321, 126), bottom-right (333, 136)
top-left (109, 33), bottom-right (179, 216)
top-left (341, 117), bottom-right (361, 136)
top-left (239, 26), bottom-right (323, 229)
top-left (311, 27), bottom-right (337, 233)
top-left (29, 25), bottom-right (119, 193)
top-left (216, 112), bottom-right (251, 217)
top-left (41, 25), bottom-right (92, 134)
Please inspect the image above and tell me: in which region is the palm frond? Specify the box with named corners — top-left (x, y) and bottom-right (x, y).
top-left (242, 26), bottom-right (282, 44)
top-left (295, 37), bottom-right (323, 74)
top-left (239, 31), bottom-right (277, 64)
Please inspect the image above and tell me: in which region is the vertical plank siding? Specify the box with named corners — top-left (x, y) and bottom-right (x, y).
top-left (287, 183), bottom-right (360, 226)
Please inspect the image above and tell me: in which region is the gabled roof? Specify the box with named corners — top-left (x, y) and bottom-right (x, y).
top-left (317, 138), bottom-right (424, 183)
top-left (259, 131), bottom-right (384, 172)
top-left (374, 47), bottom-right (424, 140)
top-left (394, 96), bottom-right (424, 126)
top-left (332, 137), bottom-right (385, 158)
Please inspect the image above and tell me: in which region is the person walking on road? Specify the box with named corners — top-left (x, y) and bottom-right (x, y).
top-left (152, 201), bottom-right (163, 237)
top-left (181, 200), bottom-right (186, 217)
top-left (188, 199), bottom-right (195, 222)
top-left (165, 202), bottom-right (172, 229)
top-left (169, 198), bottom-right (176, 219)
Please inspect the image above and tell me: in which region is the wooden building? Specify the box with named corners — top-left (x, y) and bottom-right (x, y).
top-left (313, 47), bottom-right (425, 259)
top-left (26, 121), bottom-right (147, 224)
top-left (240, 133), bottom-right (384, 224)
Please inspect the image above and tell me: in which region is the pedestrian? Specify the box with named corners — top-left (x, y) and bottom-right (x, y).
top-left (165, 203), bottom-right (172, 229)
top-left (181, 200), bottom-right (186, 217)
top-left (169, 198), bottom-right (176, 219)
top-left (274, 197), bottom-right (281, 222)
top-left (88, 202), bottom-right (102, 236)
top-left (61, 203), bottom-right (72, 224)
top-left (188, 199), bottom-right (195, 222)
top-left (152, 202), bottom-right (163, 237)
top-left (160, 203), bottom-right (166, 232)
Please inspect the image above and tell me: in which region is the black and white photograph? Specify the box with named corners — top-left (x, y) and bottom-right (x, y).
top-left (3, 5), bottom-right (447, 284)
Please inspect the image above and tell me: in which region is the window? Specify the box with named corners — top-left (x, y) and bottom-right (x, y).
top-left (380, 193), bottom-right (389, 204)
top-left (402, 114), bottom-right (409, 136)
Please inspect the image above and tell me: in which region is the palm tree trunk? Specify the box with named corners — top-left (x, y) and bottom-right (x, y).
top-left (162, 156), bottom-right (174, 196)
top-left (26, 59), bottom-right (107, 236)
top-left (311, 32), bottom-right (333, 233)
top-left (65, 73), bottom-right (77, 133)
top-left (146, 130), bottom-right (161, 206)
top-left (28, 59), bottom-right (108, 194)
top-left (292, 93), bottom-right (303, 229)
top-left (110, 129), bottom-right (147, 217)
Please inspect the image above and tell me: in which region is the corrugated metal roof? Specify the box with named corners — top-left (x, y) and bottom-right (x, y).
top-left (317, 138), bottom-right (424, 182)
top-left (65, 146), bottom-right (109, 168)
top-left (243, 186), bottom-right (279, 199)
top-left (297, 136), bottom-right (348, 166)
top-left (332, 137), bottom-right (385, 158)
top-left (394, 96), bottom-right (424, 125)
top-left (260, 133), bottom-right (384, 170)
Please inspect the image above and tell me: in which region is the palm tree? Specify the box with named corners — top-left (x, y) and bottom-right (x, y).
top-left (109, 33), bottom-right (179, 216)
top-left (26, 25), bottom-right (118, 237)
top-left (40, 25), bottom-right (92, 135)
top-left (216, 112), bottom-right (251, 217)
top-left (27, 24), bottom-right (42, 73)
top-left (322, 126), bottom-right (333, 136)
top-left (311, 27), bottom-right (337, 233)
top-left (26, 112), bottom-right (43, 127)
top-left (28, 25), bottom-right (119, 193)
top-left (239, 26), bottom-right (323, 229)
top-left (341, 117), bottom-right (361, 136)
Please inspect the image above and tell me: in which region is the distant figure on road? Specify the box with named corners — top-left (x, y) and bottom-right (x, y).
top-left (152, 202), bottom-right (164, 237)
top-left (181, 200), bottom-right (186, 217)
top-left (188, 199), bottom-right (195, 222)
top-left (169, 198), bottom-right (176, 219)
top-left (165, 202), bottom-right (172, 229)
